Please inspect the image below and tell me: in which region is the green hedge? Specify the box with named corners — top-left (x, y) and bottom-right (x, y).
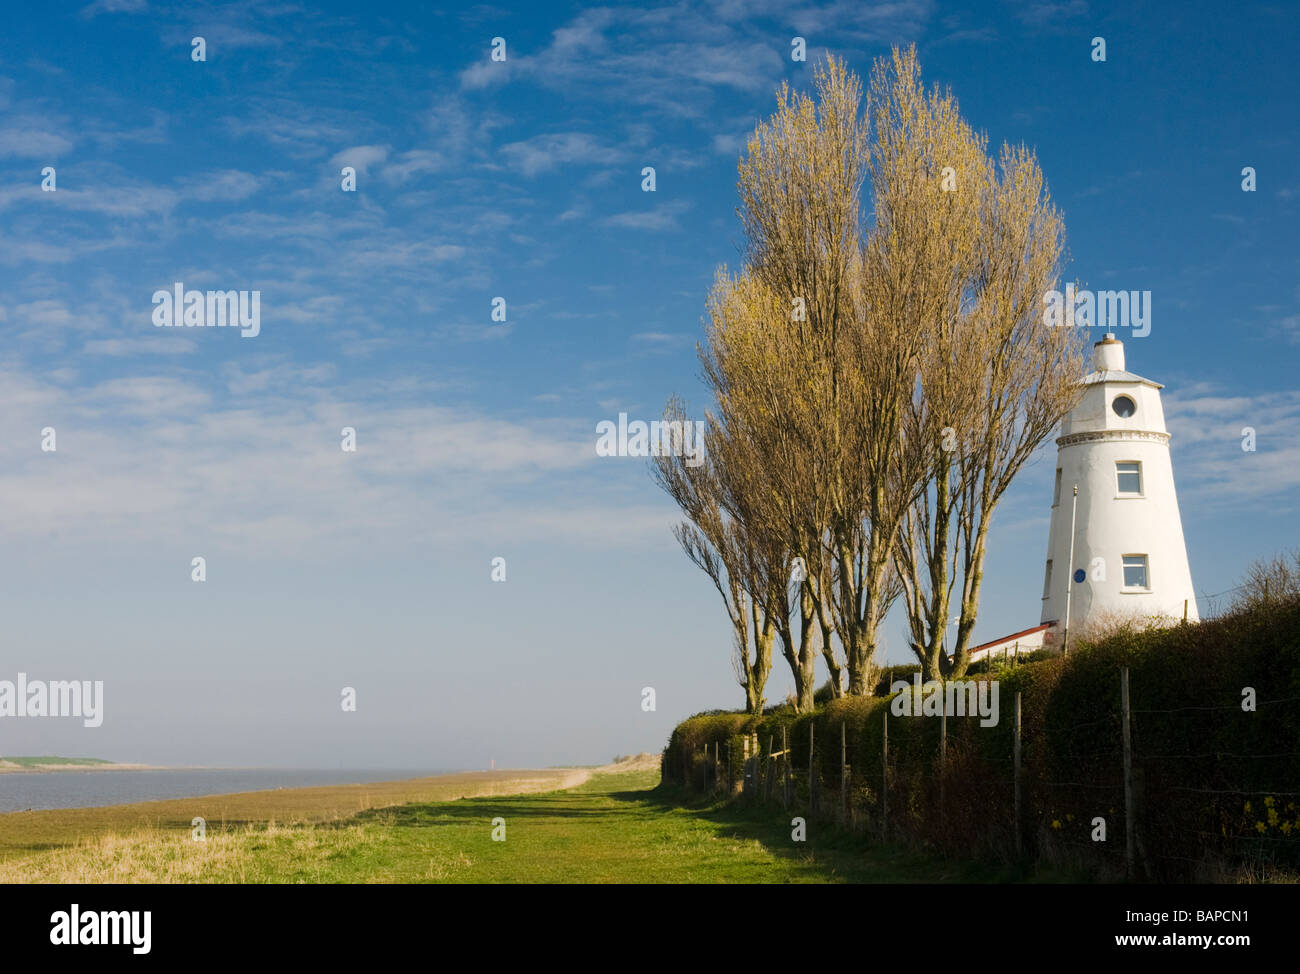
top-left (662, 597), bottom-right (1300, 880)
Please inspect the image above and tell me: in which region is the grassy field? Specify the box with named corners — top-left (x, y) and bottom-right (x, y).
top-left (0, 763), bottom-right (1008, 883)
top-left (0, 767), bottom-right (592, 862)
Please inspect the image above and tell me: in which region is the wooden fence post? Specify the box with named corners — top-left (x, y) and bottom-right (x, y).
top-left (1121, 666), bottom-right (1136, 878)
top-left (939, 701), bottom-right (947, 829)
top-left (783, 725), bottom-right (790, 809)
top-left (841, 720), bottom-right (847, 823)
top-left (881, 710), bottom-right (889, 841)
top-left (1014, 691), bottom-right (1022, 860)
top-left (750, 733), bottom-right (757, 795)
top-left (808, 722), bottom-right (815, 812)
top-left (766, 736), bottom-right (773, 802)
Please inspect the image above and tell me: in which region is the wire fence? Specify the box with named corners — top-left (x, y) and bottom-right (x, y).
top-left (672, 665), bottom-right (1300, 881)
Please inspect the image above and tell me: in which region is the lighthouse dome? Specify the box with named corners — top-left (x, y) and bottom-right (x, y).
top-left (1060, 334), bottom-right (1168, 440)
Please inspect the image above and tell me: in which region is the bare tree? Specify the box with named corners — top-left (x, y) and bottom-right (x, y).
top-left (694, 270), bottom-right (825, 710)
top-left (660, 47), bottom-right (1082, 703)
top-left (653, 401), bottom-right (775, 713)
top-left (723, 55), bottom-right (923, 698)
top-left (878, 48), bottom-right (1087, 680)
top-left (1233, 549), bottom-right (1300, 611)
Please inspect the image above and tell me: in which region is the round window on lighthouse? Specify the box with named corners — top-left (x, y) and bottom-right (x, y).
top-left (1112, 395), bottom-right (1136, 418)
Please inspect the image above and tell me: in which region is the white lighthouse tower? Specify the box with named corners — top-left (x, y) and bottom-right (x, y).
top-left (1040, 334), bottom-right (1197, 644)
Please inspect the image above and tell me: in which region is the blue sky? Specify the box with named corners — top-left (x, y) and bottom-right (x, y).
top-left (1, 0), bottom-right (1296, 768)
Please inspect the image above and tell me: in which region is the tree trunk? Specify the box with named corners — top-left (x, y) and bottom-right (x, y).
top-left (778, 587), bottom-right (819, 713)
top-left (820, 619), bottom-right (842, 698)
top-left (751, 607), bottom-right (776, 712)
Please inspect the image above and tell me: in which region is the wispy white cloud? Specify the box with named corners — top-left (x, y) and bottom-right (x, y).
top-left (83, 336), bottom-right (198, 357)
top-left (0, 117), bottom-right (75, 157)
top-left (631, 331), bottom-right (693, 345)
top-left (222, 103), bottom-right (355, 157)
top-left (329, 145), bottom-right (389, 176)
top-left (160, 15), bottom-right (282, 51)
top-left (181, 169), bottom-right (264, 202)
top-left (499, 132), bottom-right (624, 177)
top-left (0, 364), bottom-right (668, 553)
top-left (1005, 0), bottom-right (1089, 28)
top-left (600, 200), bottom-right (691, 231)
top-left (79, 0), bottom-right (148, 17)
top-left (380, 149), bottom-right (444, 183)
top-left (458, 0), bottom-right (935, 112)
top-left (1165, 384), bottom-right (1300, 510)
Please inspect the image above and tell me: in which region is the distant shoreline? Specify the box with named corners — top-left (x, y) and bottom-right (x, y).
top-left (0, 759), bottom-right (480, 775)
top-left (0, 761), bottom-right (164, 774)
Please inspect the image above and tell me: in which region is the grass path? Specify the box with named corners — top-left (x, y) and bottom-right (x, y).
top-left (2, 765), bottom-right (1001, 883)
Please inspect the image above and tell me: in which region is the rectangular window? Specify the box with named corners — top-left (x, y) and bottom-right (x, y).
top-left (1122, 554), bottom-right (1149, 589)
top-left (1043, 560), bottom-right (1053, 598)
top-left (1053, 468), bottom-right (1062, 506)
top-left (1116, 461), bottom-right (1142, 495)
